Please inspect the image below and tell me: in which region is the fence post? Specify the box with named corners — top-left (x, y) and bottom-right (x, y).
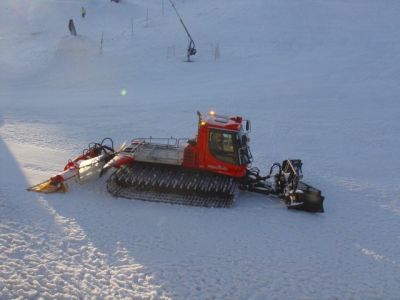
top-left (100, 32), bottom-right (104, 54)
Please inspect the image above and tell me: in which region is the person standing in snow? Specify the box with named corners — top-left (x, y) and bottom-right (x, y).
top-left (81, 7), bottom-right (86, 18)
top-left (68, 19), bottom-right (77, 36)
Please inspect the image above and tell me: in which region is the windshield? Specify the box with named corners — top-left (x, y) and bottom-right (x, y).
top-left (209, 129), bottom-right (238, 165)
top-left (208, 129), bottom-right (252, 165)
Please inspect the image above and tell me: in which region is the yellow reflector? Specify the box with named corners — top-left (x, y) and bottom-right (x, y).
top-left (27, 180), bottom-right (68, 193)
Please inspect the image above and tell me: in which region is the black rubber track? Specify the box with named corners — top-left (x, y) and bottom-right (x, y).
top-left (107, 162), bottom-right (238, 208)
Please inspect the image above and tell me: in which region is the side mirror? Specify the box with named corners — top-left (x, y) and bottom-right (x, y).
top-left (241, 135), bottom-right (248, 146)
top-left (245, 120), bottom-right (251, 132)
top-left (188, 138), bottom-right (197, 146)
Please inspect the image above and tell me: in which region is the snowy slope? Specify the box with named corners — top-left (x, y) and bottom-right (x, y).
top-left (1, 0), bottom-right (400, 299)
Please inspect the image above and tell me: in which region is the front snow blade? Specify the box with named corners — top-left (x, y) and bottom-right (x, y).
top-left (27, 179), bottom-right (68, 193)
top-left (285, 183), bottom-right (324, 213)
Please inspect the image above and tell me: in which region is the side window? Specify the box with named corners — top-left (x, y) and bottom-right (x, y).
top-left (208, 130), bottom-right (238, 165)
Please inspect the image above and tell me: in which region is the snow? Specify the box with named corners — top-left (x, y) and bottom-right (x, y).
top-left (1, 0), bottom-right (400, 299)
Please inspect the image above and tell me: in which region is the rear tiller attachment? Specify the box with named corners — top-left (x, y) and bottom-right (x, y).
top-left (27, 138), bottom-right (115, 193)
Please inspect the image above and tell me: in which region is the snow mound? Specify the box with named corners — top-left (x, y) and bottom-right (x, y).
top-left (54, 35), bottom-right (99, 62)
top-left (44, 35), bottom-right (109, 88)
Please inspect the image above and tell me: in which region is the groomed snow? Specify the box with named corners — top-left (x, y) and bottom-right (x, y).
top-left (1, 0), bottom-right (400, 299)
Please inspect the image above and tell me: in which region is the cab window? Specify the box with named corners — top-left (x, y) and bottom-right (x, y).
top-left (208, 129), bottom-right (238, 165)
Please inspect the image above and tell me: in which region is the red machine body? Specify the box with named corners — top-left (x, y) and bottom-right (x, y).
top-left (102, 111), bottom-right (252, 179)
top-left (182, 113), bottom-right (250, 178)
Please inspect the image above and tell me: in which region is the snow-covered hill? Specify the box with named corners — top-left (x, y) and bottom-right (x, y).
top-left (1, 0), bottom-right (400, 299)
